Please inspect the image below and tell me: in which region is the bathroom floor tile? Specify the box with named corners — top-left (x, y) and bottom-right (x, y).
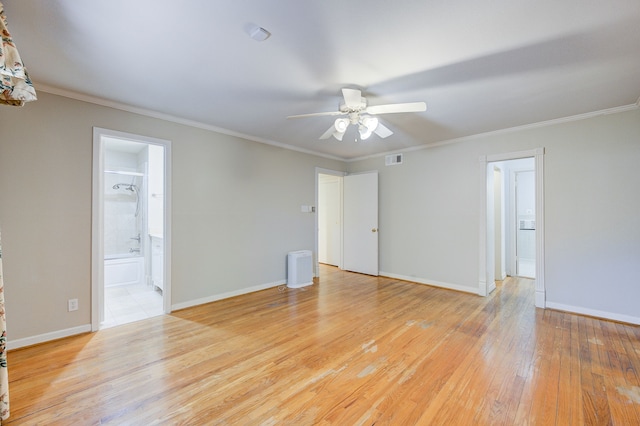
top-left (102, 283), bottom-right (163, 329)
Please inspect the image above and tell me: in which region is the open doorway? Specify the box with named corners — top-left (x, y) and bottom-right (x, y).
top-left (315, 168), bottom-right (380, 277)
top-left (513, 168), bottom-right (536, 278)
top-left (92, 128), bottom-right (172, 330)
top-left (492, 158), bottom-right (536, 280)
top-left (318, 173), bottom-right (342, 268)
top-left (480, 148), bottom-right (545, 307)
top-left (316, 169), bottom-right (345, 275)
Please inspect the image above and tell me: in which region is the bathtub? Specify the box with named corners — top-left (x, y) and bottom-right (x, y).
top-left (104, 254), bottom-right (144, 287)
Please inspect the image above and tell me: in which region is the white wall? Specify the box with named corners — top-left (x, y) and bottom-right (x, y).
top-left (350, 141), bottom-right (484, 292)
top-left (349, 108), bottom-right (640, 323)
top-left (147, 144), bottom-right (164, 237)
top-left (0, 92), bottom-right (345, 344)
top-left (542, 110), bottom-right (640, 321)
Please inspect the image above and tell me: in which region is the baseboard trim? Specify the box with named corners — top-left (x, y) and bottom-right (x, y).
top-left (379, 271), bottom-right (477, 295)
top-left (8, 324), bottom-right (92, 350)
top-left (171, 280), bottom-right (286, 311)
top-left (8, 281), bottom-right (287, 349)
top-left (546, 301), bottom-right (640, 325)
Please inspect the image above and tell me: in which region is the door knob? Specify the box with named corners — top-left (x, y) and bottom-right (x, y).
top-left (372, 228), bottom-right (378, 233)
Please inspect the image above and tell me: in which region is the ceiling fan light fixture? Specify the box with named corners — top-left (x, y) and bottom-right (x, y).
top-left (289, 87), bottom-right (421, 141)
top-left (334, 118), bottom-right (349, 133)
top-left (359, 125), bottom-right (373, 140)
top-left (361, 116), bottom-right (379, 132)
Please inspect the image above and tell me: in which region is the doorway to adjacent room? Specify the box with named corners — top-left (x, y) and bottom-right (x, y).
top-left (91, 128), bottom-right (172, 330)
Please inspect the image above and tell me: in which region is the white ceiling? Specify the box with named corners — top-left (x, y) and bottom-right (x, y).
top-left (4, 0), bottom-right (640, 160)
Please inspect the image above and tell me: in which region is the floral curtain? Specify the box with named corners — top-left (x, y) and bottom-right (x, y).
top-left (1, 1), bottom-right (37, 106)
top-left (0, 1), bottom-right (30, 420)
top-left (0, 230), bottom-right (7, 422)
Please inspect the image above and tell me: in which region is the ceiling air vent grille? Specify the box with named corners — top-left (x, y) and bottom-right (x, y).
top-left (385, 153), bottom-right (403, 166)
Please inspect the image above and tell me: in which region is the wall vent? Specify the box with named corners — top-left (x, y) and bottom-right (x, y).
top-left (385, 153), bottom-right (403, 166)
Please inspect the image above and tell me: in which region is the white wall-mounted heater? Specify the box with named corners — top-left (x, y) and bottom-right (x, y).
top-left (287, 250), bottom-right (313, 288)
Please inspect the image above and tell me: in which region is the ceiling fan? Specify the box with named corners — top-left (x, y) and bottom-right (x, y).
top-left (287, 88), bottom-right (426, 141)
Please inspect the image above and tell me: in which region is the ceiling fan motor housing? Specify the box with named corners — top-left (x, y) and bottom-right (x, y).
top-left (339, 97), bottom-right (367, 113)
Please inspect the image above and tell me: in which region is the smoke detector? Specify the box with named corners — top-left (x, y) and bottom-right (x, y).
top-left (247, 24), bottom-right (271, 41)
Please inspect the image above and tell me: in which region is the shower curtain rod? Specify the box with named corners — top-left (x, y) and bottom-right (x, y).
top-left (105, 170), bottom-right (144, 177)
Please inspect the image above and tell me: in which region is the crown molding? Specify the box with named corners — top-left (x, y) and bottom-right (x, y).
top-left (35, 83), bottom-right (345, 162)
top-left (347, 103), bottom-right (639, 162)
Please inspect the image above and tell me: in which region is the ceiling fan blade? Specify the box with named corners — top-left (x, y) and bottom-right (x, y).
top-left (366, 102), bottom-right (426, 115)
top-left (342, 88), bottom-right (362, 108)
top-left (287, 111), bottom-right (344, 119)
top-left (333, 131), bottom-right (345, 141)
top-left (374, 122), bottom-right (393, 138)
top-left (319, 125), bottom-right (335, 139)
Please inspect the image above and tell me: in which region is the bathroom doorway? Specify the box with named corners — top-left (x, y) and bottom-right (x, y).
top-left (91, 128), bottom-right (171, 330)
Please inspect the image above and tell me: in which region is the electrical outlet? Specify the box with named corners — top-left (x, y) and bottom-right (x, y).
top-left (68, 298), bottom-right (78, 312)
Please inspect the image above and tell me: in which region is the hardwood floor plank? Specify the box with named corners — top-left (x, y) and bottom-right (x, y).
top-left (5, 266), bottom-right (640, 425)
top-left (568, 314), bottom-right (586, 425)
top-left (478, 280), bottom-right (537, 425)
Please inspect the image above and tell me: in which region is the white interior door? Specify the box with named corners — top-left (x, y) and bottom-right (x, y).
top-left (343, 172), bottom-right (378, 275)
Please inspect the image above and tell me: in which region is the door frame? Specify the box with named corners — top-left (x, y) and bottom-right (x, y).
top-left (91, 127), bottom-right (172, 331)
top-left (314, 168), bottom-right (346, 276)
top-left (479, 148), bottom-right (545, 307)
top-left (493, 166), bottom-right (505, 281)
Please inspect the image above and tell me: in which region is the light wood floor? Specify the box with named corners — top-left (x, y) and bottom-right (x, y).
top-left (6, 265), bottom-right (640, 425)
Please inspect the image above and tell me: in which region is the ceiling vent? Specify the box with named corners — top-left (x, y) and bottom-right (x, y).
top-left (385, 153), bottom-right (403, 166)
